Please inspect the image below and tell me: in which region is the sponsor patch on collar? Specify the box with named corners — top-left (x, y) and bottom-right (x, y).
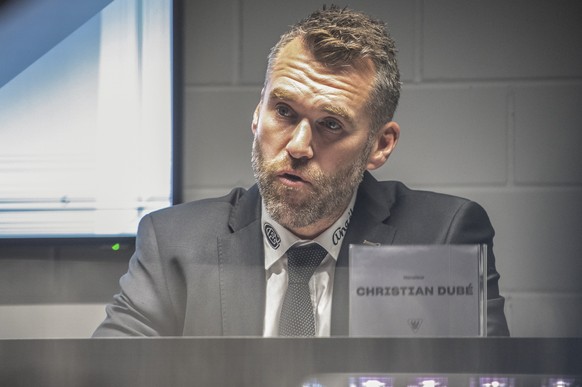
top-left (332, 208), bottom-right (353, 246)
top-left (263, 222), bottom-right (281, 250)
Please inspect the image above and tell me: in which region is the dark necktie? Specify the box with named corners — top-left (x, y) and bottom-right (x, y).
top-left (279, 244), bottom-right (328, 336)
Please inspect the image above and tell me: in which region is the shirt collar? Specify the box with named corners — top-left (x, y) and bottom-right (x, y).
top-left (261, 191), bottom-right (357, 270)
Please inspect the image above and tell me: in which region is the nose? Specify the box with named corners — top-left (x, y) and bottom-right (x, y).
top-left (286, 119), bottom-right (313, 160)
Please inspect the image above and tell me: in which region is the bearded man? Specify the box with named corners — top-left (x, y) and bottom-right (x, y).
top-left (94, 6), bottom-right (509, 337)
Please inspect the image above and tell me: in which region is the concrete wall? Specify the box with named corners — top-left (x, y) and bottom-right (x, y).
top-left (1, 0), bottom-right (581, 338)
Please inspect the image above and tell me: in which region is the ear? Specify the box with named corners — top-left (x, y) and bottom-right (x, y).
top-left (366, 121), bottom-right (400, 170)
top-left (251, 89), bottom-right (264, 135)
top-left (251, 102), bottom-right (261, 135)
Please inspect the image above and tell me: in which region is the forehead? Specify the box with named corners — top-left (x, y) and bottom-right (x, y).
top-left (266, 38), bottom-right (376, 113)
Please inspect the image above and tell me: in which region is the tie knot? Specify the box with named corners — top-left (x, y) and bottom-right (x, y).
top-left (286, 244), bottom-right (327, 284)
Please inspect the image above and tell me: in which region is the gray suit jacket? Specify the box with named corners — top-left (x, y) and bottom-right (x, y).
top-left (94, 172), bottom-right (510, 337)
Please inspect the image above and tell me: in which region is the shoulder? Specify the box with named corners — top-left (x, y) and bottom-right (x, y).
top-left (150, 187), bottom-right (249, 221)
top-left (140, 187), bottom-right (253, 242)
top-left (372, 179), bottom-right (492, 243)
top-left (374, 179), bottom-right (472, 211)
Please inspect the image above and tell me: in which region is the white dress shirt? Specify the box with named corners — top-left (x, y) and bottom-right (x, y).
top-left (261, 192), bottom-right (356, 337)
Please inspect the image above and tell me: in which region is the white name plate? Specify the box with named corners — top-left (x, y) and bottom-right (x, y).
top-left (349, 244), bottom-right (486, 337)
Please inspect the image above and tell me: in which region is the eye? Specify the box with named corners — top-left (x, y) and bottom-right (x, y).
top-left (319, 118), bottom-right (343, 132)
top-left (275, 103), bottom-right (294, 118)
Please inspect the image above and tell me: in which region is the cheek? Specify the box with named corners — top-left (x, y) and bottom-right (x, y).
top-left (317, 150), bottom-right (347, 173)
top-left (319, 141), bottom-right (368, 172)
top-left (255, 122), bottom-right (287, 159)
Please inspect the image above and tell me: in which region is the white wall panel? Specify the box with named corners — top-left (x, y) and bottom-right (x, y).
top-left (375, 86), bottom-right (508, 185)
top-left (423, 1), bottom-right (582, 80)
top-left (505, 293), bottom-right (582, 337)
top-left (184, 0), bottom-right (235, 84)
top-left (514, 84), bottom-right (582, 184)
top-left (183, 88), bottom-right (258, 190)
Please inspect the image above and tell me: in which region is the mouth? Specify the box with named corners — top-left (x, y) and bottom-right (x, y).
top-left (283, 173), bottom-right (303, 182)
top-left (278, 172), bottom-right (310, 186)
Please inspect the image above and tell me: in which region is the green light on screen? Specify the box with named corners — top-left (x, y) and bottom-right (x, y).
top-left (111, 243), bottom-right (120, 251)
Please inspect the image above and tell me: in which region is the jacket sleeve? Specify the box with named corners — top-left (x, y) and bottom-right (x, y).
top-left (93, 214), bottom-right (180, 337)
top-left (445, 200), bottom-right (510, 336)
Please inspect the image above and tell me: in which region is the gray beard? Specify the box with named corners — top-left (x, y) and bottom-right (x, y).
top-left (251, 138), bottom-right (369, 230)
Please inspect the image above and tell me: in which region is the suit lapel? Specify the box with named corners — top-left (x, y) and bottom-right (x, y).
top-left (331, 172), bottom-right (397, 336)
top-left (217, 185), bottom-right (265, 336)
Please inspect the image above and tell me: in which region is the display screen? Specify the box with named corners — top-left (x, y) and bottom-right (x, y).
top-left (0, 0), bottom-right (179, 241)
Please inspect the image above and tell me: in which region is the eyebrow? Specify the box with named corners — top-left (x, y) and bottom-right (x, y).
top-left (269, 87), bottom-right (356, 127)
top-left (320, 104), bottom-right (354, 127)
top-left (269, 87), bottom-right (294, 101)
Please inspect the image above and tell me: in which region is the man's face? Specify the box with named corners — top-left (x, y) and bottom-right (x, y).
top-left (251, 38), bottom-right (387, 237)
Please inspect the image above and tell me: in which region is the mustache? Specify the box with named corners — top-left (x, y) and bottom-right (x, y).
top-left (266, 156), bottom-right (324, 182)
top-left (289, 157), bottom-right (308, 170)
top-left (251, 139), bottom-right (325, 184)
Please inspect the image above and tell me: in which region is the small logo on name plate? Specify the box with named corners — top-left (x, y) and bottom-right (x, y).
top-left (264, 223), bottom-right (281, 250)
top-left (407, 318), bottom-right (423, 333)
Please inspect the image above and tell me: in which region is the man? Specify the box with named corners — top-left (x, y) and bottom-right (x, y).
top-left (94, 6), bottom-right (509, 337)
